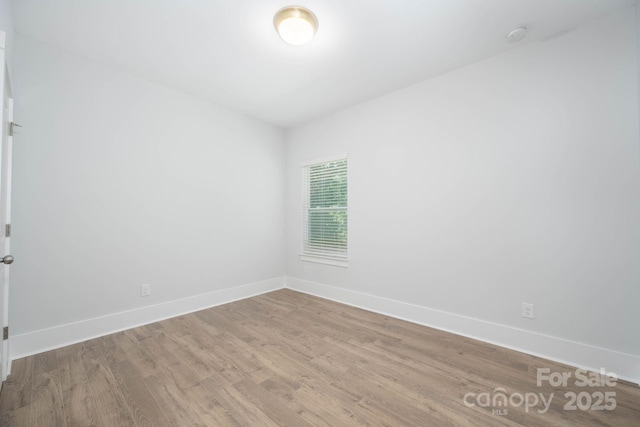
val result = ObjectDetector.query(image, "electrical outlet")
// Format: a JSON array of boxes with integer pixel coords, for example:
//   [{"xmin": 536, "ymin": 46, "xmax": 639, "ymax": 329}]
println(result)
[
  {"xmin": 140, "ymin": 284, "xmax": 151, "ymax": 297},
  {"xmin": 522, "ymin": 303, "xmax": 534, "ymax": 319}
]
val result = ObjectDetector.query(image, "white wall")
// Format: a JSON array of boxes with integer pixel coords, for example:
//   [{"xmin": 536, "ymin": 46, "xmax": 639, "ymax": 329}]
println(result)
[
  {"xmin": 286, "ymin": 9, "xmax": 640, "ymax": 375},
  {"xmin": 11, "ymin": 36, "xmax": 285, "ymax": 338}
]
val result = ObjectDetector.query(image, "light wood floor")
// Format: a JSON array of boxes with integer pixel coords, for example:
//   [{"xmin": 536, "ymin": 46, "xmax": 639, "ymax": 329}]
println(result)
[{"xmin": 0, "ymin": 289, "xmax": 638, "ymax": 426}]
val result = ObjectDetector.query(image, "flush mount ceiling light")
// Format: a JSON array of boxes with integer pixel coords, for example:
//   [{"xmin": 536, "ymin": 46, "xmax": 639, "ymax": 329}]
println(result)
[{"xmin": 274, "ymin": 6, "xmax": 318, "ymax": 46}]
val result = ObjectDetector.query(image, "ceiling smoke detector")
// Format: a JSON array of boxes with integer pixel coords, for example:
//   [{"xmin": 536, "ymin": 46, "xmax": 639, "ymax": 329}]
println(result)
[{"xmin": 506, "ymin": 27, "xmax": 528, "ymax": 43}]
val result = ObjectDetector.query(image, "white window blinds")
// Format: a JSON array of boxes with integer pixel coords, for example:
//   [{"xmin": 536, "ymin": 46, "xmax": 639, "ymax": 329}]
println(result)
[{"xmin": 301, "ymin": 156, "xmax": 348, "ymax": 265}]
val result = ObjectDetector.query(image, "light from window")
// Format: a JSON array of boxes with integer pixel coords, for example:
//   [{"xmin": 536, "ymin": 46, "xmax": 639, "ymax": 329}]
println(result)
[{"xmin": 300, "ymin": 155, "xmax": 348, "ymax": 267}]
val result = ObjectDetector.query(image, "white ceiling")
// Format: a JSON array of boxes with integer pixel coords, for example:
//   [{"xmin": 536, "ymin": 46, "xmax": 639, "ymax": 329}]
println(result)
[{"xmin": 10, "ymin": 0, "xmax": 638, "ymax": 128}]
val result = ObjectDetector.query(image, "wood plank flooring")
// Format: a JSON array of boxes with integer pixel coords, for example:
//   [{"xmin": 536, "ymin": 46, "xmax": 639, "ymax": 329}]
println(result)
[{"xmin": 0, "ymin": 289, "xmax": 638, "ymax": 426}]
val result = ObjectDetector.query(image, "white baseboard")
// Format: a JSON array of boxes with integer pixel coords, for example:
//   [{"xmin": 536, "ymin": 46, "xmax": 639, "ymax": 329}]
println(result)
[
  {"xmin": 9, "ymin": 276, "xmax": 285, "ymax": 361},
  {"xmin": 286, "ymin": 276, "xmax": 640, "ymax": 385},
  {"xmin": 9, "ymin": 275, "xmax": 639, "ymax": 385}
]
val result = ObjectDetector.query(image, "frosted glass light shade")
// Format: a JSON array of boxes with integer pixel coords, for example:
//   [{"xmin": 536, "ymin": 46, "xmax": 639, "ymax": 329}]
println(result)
[{"xmin": 274, "ymin": 6, "xmax": 318, "ymax": 46}]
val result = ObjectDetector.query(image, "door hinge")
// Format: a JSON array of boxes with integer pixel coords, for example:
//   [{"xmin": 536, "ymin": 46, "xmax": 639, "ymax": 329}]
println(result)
[
  {"xmin": 9, "ymin": 122, "xmax": 22, "ymax": 137},
  {"xmin": 4, "ymin": 224, "xmax": 10, "ymax": 238},
  {"xmin": 3, "ymin": 327, "xmax": 7, "ymax": 340}
]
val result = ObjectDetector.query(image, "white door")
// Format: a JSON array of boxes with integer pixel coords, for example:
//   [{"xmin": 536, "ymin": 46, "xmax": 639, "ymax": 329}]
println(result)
[{"xmin": 0, "ymin": 31, "xmax": 14, "ymax": 382}]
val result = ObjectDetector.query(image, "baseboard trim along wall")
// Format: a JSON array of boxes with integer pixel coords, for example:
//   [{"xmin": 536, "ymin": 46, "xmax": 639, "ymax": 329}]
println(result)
[
  {"xmin": 9, "ymin": 275, "xmax": 639, "ymax": 385},
  {"xmin": 286, "ymin": 276, "xmax": 640, "ymax": 385},
  {"xmin": 9, "ymin": 276, "xmax": 286, "ymax": 363}
]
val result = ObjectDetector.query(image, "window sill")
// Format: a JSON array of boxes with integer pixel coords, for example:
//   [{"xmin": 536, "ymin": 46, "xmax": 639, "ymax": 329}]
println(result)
[{"xmin": 299, "ymin": 253, "xmax": 349, "ymax": 268}]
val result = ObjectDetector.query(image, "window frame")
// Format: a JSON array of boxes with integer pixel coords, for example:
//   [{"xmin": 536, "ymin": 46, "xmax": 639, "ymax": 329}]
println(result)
[{"xmin": 299, "ymin": 154, "xmax": 349, "ymax": 268}]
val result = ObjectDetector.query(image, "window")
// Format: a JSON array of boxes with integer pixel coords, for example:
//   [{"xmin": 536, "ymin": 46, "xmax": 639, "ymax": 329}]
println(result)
[{"xmin": 300, "ymin": 155, "xmax": 348, "ymax": 267}]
